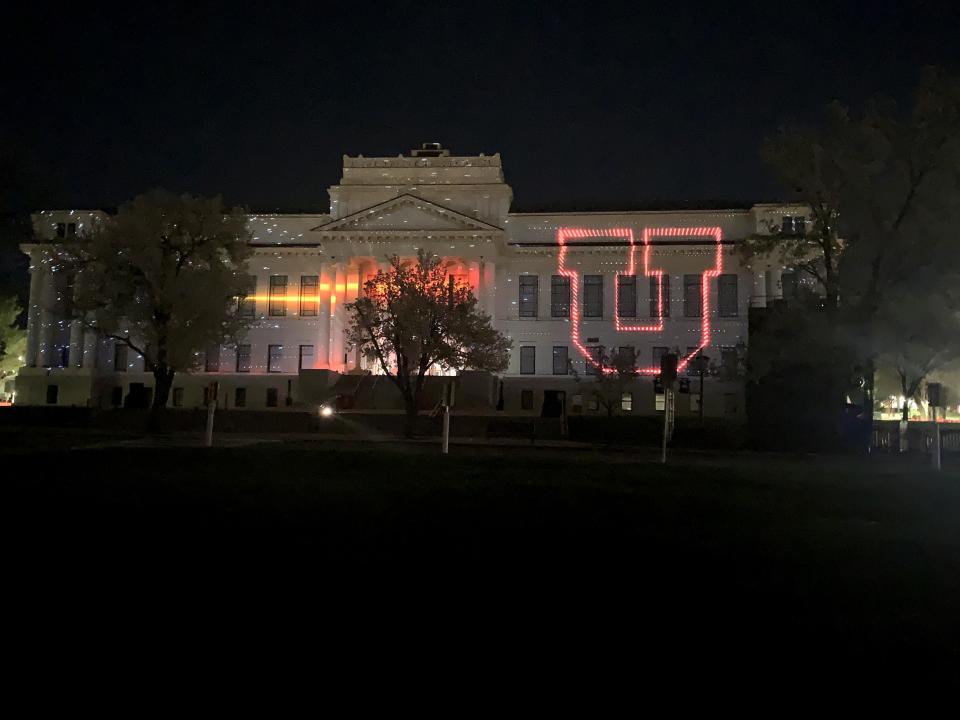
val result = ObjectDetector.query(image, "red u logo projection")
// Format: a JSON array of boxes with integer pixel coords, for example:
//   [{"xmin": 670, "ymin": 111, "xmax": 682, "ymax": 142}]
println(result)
[{"xmin": 556, "ymin": 226, "xmax": 724, "ymax": 375}]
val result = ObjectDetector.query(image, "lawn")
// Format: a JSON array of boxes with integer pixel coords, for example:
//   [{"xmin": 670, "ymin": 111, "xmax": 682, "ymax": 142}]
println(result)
[{"xmin": 4, "ymin": 436, "xmax": 958, "ymax": 662}]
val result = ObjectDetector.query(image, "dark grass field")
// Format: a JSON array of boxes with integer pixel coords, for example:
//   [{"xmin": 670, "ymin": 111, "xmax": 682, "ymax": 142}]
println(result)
[{"xmin": 3, "ymin": 434, "xmax": 959, "ymax": 664}]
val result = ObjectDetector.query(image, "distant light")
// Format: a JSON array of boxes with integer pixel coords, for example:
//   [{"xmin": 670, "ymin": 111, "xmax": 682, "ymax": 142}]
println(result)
[{"xmin": 320, "ymin": 405, "xmax": 334, "ymax": 418}]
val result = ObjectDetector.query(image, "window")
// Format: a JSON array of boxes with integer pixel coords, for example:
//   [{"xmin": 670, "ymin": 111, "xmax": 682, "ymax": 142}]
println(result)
[
  {"xmin": 111, "ymin": 386, "xmax": 123, "ymax": 407},
  {"xmin": 519, "ymin": 346, "xmax": 536, "ymax": 375},
  {"xmin": 621, "ymin": 392, "xmax": 633, "ymax": 412},
  {"xmin": 205, "ymin": 345, "xmax": 220, "ymax": 373},
  {"xmin": 58, "ymin": 346, "xmax": 69, "ymax": 368},
  {"xmin": 650, "ymin": 274, "xmax": 670, "ymax": 317},
  {"xmin": 67, "ymin": 222, "xmax": 76, "ymax": 236},
  {"xmin": 518, "ymin": 275, "xmax": 538, "ymax": 318},
  {"xmin": 113, "ymin": 343, "xmax": 128, "ymax": 372},
  {"xmin": 781, "ymin": 271, "xmax": 798, "ymax": 302},
  {"xmin": 721, "ymin": 346, "xmax": 738, "ymax": 380},
  {"xmin": 586, "ymin": 345, "xmax": 603, "ymax": 376},
  {"xmin": 552, "ymin": 346, "xmax": 569, "ymax": 375},
  {"xmin": 236, "ymin": 344, "xmax": 251, "ymax": 373},
  {"xmin": 551, "ymin": 275, "xmax": 570, "ymax": 318},
  {"xmin": 687, "ymin": 347, "xmax": 702, "ymax": 377},
  {"xmin": 46, "ymin": 384, "xmax": 59, "ymax": 405},
  {"xmin": 520, "ymin": 389, "xmax": 534, "ymax": 410},
  {"xmin": 724, "ymin": 392, "xmax": 739, "ymax": 415},
  {"xmin": 718, "ymin": 274, "xmax": 738, "ymax": 317},
  {"xmin": 781, "ymin": 216, "xmax": 805, "ymax": 236},
  {"xmin": 583, "ymin": 275, "xmax": 603, "ymax": 318},
  {"xmin": 269, "ymin": 275, "xmax": 288, "ymax": 316},
  {"xmin": 617, "ymin": 346, "xmax": 635, "ymax": 368},
  {"xmin": 172, "ymin": 388, "xmax": 184, "ymax": 407},
  {"xmin": 266, "ymin": 388, "xmax": 279, "ymax": 407},
  {"xmin": 268, "ymin": 344, "xmax": 283, "ymax": 373},
  {"xmin": 299, "ymin": 344, "xmax": 314, "ymax": 371},
  {"xmin": 617, "ymin": 275, "xmax": 637, "ymax": 317},
  {"xmin": 300, "ymin": 275, "xmax": 319, "ymax": 316},
  {"xmin": 652, "ymin": 346, "xmax": 668, "ymax": 370},
  {"xmin": 587, "ymin": 396, "xmax": 599, "ymax": 412},
  {"xmin": 684, "ymin": 274, "xmax": 702, "ymax": 317},
  {"xmin": 238, "ymin": 275, "xmax": 257, "ymax": 318},
  {"xmin": 55, "ymin": 223, "xmax": 66, "ymax": 239},
  {"xmin": 234, "ymin": 387, "xmax": 247, "ymax": 408}
]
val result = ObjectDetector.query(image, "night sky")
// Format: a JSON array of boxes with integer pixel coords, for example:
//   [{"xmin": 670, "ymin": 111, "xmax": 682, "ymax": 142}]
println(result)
[{"xmin": 3, "ymin": 0, "xmax": 960, "ymax": 213}]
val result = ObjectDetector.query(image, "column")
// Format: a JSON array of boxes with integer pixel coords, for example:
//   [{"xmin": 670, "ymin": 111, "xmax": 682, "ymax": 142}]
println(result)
[
  {"xmin": 330, "ymin": 264, "xmax": 346, "ymax": 372},
  {"xmin": 38, "ymin": 258, "xmax": 57, "ymax": 367},
  {"xmin": 69, "ymin": 320, "xmax": 83, "ymax": 368},
  {"xmin": 82, "ymin": 329, "xmax": 98, "ymax": 369},
  {"xmin": 317, "ymin": 264, "xmax": 332, "ymax": 369},
  {"xmin": 25, "ymin": 251, "xmax": 43, "ymax": 367}
]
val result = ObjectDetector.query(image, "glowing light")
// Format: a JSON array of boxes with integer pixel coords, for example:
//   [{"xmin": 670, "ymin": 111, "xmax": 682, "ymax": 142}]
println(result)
[
  {"xmin": 320, "ymin": 405, "xmax": 334, "ymax": 417},
  {"xmin": 556, "ymin": 226, "xmax": 723, "ymax": 375}
]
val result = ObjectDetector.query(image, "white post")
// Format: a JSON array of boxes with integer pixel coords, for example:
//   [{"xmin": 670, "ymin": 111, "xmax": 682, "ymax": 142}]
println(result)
[
  {"xmin": 205, "ymin": 382, "xmax": 218, "ymax": 447},
  {"xmin": 442, "ymin": 405, "xmax": 450, "ymax": 455}
]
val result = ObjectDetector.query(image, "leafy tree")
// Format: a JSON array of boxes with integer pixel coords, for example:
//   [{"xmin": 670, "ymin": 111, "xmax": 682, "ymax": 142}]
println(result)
[
  {"xmin": 56, "ymin": 190, "xmax": 253, "ymax": 415},
  {"xmin": 345, "ymin": 251, "xmax": 511, "ymax": 436},
  {"xmin": 741, "ymin": 102, "xmax": 852, "ymax": 314},
  {"xmin": 589, "ymin": 347, "xmax": 639, "ymax": 418},
  {"xmin": 0, "ymin": 296, "xmax": 26, "ymax": 382}
]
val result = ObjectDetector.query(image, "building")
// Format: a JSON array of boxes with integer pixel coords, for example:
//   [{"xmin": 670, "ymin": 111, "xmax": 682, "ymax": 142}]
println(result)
[{"xmin": 16, "ymin": 144, "xmax": 808, "ymax": 419}]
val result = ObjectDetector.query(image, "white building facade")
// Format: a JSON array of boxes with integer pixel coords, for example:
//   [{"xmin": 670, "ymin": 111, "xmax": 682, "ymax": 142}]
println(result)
[{"xmin": 17, "ymin": 144, "xmax": 807, "ymax": 419}]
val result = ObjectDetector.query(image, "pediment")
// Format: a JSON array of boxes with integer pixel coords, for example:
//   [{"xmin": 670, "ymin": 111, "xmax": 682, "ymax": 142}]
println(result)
[{"xmin": 311, "ymin": 194, "xmax": 503, "ymax": 233}]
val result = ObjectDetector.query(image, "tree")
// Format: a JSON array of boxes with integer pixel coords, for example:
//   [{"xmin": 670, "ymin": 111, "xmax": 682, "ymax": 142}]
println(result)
[
  {"xmin": 741, "ymin": 102, "xmax": 852, "ymax": 315},
  {"xmin": 0, "ymin": 295, "xmax": 26, "ymax": 383},
  {"xmin": 589, "ymin": 347, "xmax": 639, "ymax": 418},
  {"xmin": 345, "ymin": 251, "xmax": 511, "ymax": 436},
  {"xmin": 56, "ymin": 190, "xmax": 253, "ymax": 416}
]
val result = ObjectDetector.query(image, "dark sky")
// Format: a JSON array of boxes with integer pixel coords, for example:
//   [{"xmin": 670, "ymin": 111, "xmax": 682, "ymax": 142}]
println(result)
[{"xmin": 4, "ymin": 0, "xmax": 960, "ymax": 213}]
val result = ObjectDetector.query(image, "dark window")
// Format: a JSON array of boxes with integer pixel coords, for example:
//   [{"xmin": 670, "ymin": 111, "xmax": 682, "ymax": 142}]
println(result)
[
  {"xmin": 236, "ymin": 344, "xmax": 251, "ymax": 373},
  {"xmin": 552, "ymin": 346, "xmax": 569, "ymax": 375},
  {"xmin": 46, "ymin": 384, "xmax": 59, "ymax": 405},
  {"xmin": 66, "ymin": 222, "xmax": 77, "ymax": 236},
  {"xmin": 238, "ymin": 275, "xmax": 257, "ymax": 318},
  {"xmin": 518, "ymin": 275, "xmax": 538, "ymax": 318},
  {"xmin": 300, "ymin": 275, "xmax": 319, "ymax": 316},
  {"xmin": 583, "ymin": 275, "xmax": 603, "ymax": 318},
  {"xmin": 586, "ymin": 345, "xmax": 603, "ymax": 376},
  {"xmin": 55, "ymin": 223, "xmax": 66, "ymax": 238},
  {"xmin": 113, "ymin": 343, "xmax": 128, "ymax": 372},
  {"xmin": 299, "ymin": 345, "xmax": 314, "ymax": 371},
  {"xmin": 172, "ymin": 388, "xmax": 184, "ymax": 407},
  {"xmin": 653, "ymin": 346, "xmax": 668, "ymax": 370},
  {"xmin": 58, "ymin": 346, "xmax": 69, "ymax": 368},
  {"xmin": 617, "ymin": 275, "xmax": 637, "ymax": 317},
  {"xmin": 781, "ymin": 271, "xmax": 798, "ymax": 302},
  {"xmin": 202, "ymin": 386, "xmax": 212, "ymax": 407},
  {"xmin": 687, "ymin": 347, "xmax": 702, "ymax": 377},
  {"xmin": 269, "ymin": 275, "xmax": 288, "ymax": 316},
  {"xmin": 266, "ymin": 388, "xmax": 279, "ymax": 407},
  {"xmin": 520, "ymin": 389, "xmax": 534, "ymax": 410},
  {"xmin": 617, "ymin": 346, "xmax": 635, "ymax": 368},
  {"xmin": 519, "ymin": 346, "xmax": 536, "ymax": 375},
  {"xmin": 684, "ymin": 274, "xmax": 702, "ymax": 317},
  {"xmin": 110, "ymin": 386, "xmax": 122, "ymax": 406},
  {"xmin": 718, "ymin": 274, "xmax": 738, "ymax": 317},
  {"xmin": 781, "ymin": 216, "xmax": 805, "ymax": 236},
  {"xmin": 650, "ymin": 274, "xmax": 670, "ymax": 317},
  {"xmin": 205, "ymin": 345, "xmax": 220, "ymax": 372},
  {"xmin": 234, "ymin": 387, "xmax": 247, "ymax": 408},
  {"xmin": 268, "ymin": 344, "xmax": 283, "ymax": 373},
  {"xmin": 721, "ymin": 346, "xmax": 738, "ymax": 380},
  {"xmin": 551, "ymin": 275, "xmax": 570, "ymax": 318}
]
